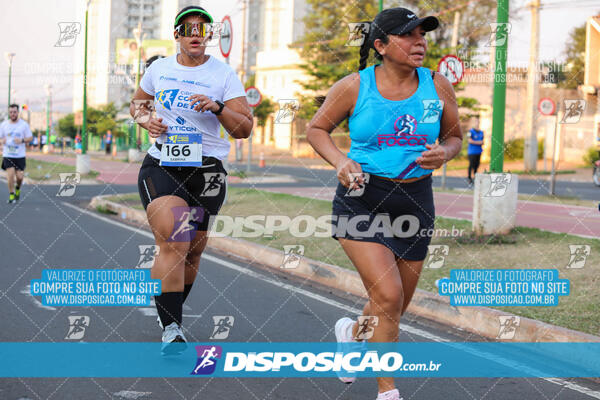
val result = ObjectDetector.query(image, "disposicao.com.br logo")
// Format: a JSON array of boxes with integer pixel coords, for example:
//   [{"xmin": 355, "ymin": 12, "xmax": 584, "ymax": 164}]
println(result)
[
  {"xmin": 222, "ymin": 351, "xmax": 439, "ymax": 373},
  {"xmin": 190, "ymin": 344, "xmax": 442, "ymax": 377}
]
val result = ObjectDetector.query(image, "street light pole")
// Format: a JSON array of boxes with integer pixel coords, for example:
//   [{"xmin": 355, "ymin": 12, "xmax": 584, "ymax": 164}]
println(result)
[
  {"xmin": 45, "ymin": 84, "xmax": 52, "ymax": 152},
  {"xmin": 490, "ymin": 0, "xmax": 509, "ymax": 173},
  {"xmin": 77, "ymin": 0, "xmax": 92, "ymax": 174},
  {"xmin": 133, "ymin": 23, "xmax": 144, "ymax": 147},
  {"xmin": 5, "ymin": 53, "xmax": 15, "ymax": 110},
  {"xmin": 82, "ymin": 1, "xmax": 90, "ymax": 155},
  {"xmin": 130, "ymin": 21, "xmax": 145, "ymax": 162},
  {"xmin": 128, "ymin": 0, "xmax": 145, "ymax": 162}
]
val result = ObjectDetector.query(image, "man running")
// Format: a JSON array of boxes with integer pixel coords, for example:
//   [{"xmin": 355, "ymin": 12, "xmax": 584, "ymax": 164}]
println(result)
[{"xmin": 0, "ymin": 104, "xmax": 33, "ymax": 203}]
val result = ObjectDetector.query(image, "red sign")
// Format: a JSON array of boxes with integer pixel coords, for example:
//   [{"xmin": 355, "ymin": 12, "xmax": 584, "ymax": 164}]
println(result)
[
  {"xmin": 538, "ymin": 97, "xmax": 556, "ymax": 116},
  {"xmin": 245, "ymin": 86, "xmax": 262, "ymax": 107},
  {"xmin": 219, "ymin": 16, "xmax": 233, "ymax": 59},
  {"xmin": 437, "ymin": 55, "xmax": 464, "ymax": 86}
]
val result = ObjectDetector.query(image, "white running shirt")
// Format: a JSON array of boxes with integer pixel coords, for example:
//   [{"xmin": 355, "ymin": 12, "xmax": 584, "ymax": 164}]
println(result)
[
  {"xmin": 0, "ymin": 119, "xmax": 33, "ymax": 158},
  {"xmin": 139, "ymin": 54, "xmax": 246, "ymax": 160}
]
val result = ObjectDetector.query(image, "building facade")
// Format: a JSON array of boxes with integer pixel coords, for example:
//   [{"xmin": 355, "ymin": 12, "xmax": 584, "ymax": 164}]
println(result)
[
  {"xmin": 251, "ymin": 0, "xmax": 310, "ymax": 150},
  {"xmin": 71, "ymin": 0, "xmax": 197, "ymax": 113}
]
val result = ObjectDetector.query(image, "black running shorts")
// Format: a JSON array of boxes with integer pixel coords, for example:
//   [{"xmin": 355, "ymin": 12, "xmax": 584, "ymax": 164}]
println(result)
[
  {"xmin": 137, "ymin": 153, "xmax": 228, "ymax": 231},
  {"xmin": 1, "ymin": 157, "xmax": 26, "ymax": 171},
  {"xmin": 331, "ymin": 174, "xmax": 435, "ymax": 261}
]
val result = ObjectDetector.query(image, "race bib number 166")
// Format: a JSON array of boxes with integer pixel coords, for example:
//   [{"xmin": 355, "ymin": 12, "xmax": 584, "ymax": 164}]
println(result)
[{"xmin": 160, "ymin": 133, "xmax": 203, "ymax": 167}]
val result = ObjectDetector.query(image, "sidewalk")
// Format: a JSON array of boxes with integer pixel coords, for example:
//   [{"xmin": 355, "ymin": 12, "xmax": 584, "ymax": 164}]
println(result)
[
  {"xmin": 27, "ymin": 152, "xmax": 140, "ymax": 185},
  {"xmin": 432, "ymin": 159, "xmax": 593, "ymax": 183},
  {"xmin": 261, "ymin": 186, "xmax": 600, "ymax": 238}
]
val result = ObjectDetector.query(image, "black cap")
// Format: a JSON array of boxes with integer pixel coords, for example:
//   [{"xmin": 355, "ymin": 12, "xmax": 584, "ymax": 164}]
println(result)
[
  {"xmin": 369, "ymin": 8, "xmax": 439, "ymax": 45},
  {"xmin": 174, "ymin": 6, "xmax": 213, "ymax": 27}
]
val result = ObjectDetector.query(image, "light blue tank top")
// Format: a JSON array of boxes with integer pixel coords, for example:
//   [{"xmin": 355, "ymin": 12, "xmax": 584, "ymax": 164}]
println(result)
[{"xmin": 348, "ymin": 65, "xmax": 442, "ymax": 179}]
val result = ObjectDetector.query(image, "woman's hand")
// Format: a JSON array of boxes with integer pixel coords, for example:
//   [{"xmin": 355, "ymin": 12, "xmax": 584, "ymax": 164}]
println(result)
[
  {"xmin": 146, "ymin": 118, "xmax": 168, "ymax": 138},
  {"xmin": 189, "ymin": 94, "xmax": 219, "ymax": 113},
  {"xmin": 335, "ymin": 156, "xmax": 365, "ymax": 190},
  {"xmin": 416, "ymin": 143, "xmax": 447, "ymax": 170}
]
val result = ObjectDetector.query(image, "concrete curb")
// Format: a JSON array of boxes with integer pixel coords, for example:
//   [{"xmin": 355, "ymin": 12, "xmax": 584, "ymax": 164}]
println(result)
[
  {"xmin": 0, "ymin": 170, "xmax": 98, "ymax": 186},
  {"xmin": 91, "ymin": 195, "xmax": 600, "ymax": 344}
]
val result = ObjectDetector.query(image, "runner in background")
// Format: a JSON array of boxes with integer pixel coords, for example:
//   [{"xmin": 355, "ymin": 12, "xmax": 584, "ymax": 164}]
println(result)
[{"xmin": 0, "ymin": 104, "xmax": 33, "ymax": 203}]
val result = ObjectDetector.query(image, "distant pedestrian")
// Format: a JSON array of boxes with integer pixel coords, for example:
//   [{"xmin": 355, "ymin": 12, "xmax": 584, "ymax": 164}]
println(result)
[
  {"xmin": 467, "ymin": 123, "xmax": 484, "ymax": 186},
  {"xmin": 105, "ymin": 130, "xmax": 113, "ymax": 155}
]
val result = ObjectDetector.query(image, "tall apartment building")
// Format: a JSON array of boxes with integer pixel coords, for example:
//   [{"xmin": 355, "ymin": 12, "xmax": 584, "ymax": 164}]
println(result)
[
  {"xmin": 250, "ymin": 0, "xmax": 309, "ymax": 149},
  {"xmin": 71, "ymin": 0, "xmax": 198, "ymax": 113}
]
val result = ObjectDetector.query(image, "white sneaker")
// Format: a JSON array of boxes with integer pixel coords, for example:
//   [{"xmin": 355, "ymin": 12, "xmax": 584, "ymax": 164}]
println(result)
[
  {"xmin": 161, "ymin": 322, "xmax": 187, "ymax": 356},
  {"xmin": 335, "ymin": 317, "xmax": 357, "ymax": 384},
  {"xmin": 157, "ymin": 316, "xmax": 163, "ymax": 330},
  {"xmin": 376, "ymin": 389, "xmax": 402, "ymax": 400}
]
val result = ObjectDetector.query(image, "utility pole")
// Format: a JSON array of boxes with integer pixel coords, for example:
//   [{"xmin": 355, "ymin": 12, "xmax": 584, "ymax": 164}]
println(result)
[
  {"xmin": 130, "ymin": 0, "xmax": 144, "ymax": 162},
  {"xmin": 240, "ymin": 0, "xmax": 248, "ymax": 83},
  {"xmin": 524, "ymin": 0, "xmax": 541, "ymax": 171},
  {"xmin": 77, "ymin": 0, "xmax": 92, "ymax": 174},
  {"xmin": 441, "ymin": 11, "xmax": 460, "ymax": 190},
  {"xmin": 5, "ymin": 53, "xmax": 15, "ymax": 110},
  {"xmin": 45, "ymin": 84, "xmax": 52, "ymax": 150},
  {"xmin": 490, "ymin": 0, "xmax": 509, "ymax": 173}
]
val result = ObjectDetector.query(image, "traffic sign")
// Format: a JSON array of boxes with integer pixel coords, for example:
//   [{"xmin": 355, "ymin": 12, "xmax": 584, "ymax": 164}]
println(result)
[
  {"xmin": 538, "ymin": 97, "xmax": 556, "ymax": 116},
  {"xmin": 219, "ymin": 16, "xmax": 232, "ymax": 59},
  {"xmin": 437, "ymin": 55, "xmax": 464, "ymax": 86},
  {"xmin": 245, "ymin": 86, "xmax": 262, "ymax": 108}
]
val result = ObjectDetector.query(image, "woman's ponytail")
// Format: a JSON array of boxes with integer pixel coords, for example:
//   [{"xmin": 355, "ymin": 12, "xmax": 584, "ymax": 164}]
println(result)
[{"xmin": 358, "ymin": 21, "xmax": 372, "ymax": 71}]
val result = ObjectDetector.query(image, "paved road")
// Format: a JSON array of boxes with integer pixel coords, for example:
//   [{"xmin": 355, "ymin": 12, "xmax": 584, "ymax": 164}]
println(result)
[
  {"xmin": 1, "ymin": 178, "xmax": 600, "ymax": 399},
  {"xmin": 230, "ymin": 163, "xmax": 600, "ymax": 202}
]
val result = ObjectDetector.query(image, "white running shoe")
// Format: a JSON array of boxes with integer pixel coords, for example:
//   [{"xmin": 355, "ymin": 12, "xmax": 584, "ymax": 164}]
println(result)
[
  {"xmin": 161, "ymin": 322, "xmax": 187, "ymax": 356},
  {"xmin": 376, "ymin": 389, "xmax": 402, "ymax": 400},
  {"xmin": 335, "ymin": 317, "xmax": 357, "ymax": 384}
]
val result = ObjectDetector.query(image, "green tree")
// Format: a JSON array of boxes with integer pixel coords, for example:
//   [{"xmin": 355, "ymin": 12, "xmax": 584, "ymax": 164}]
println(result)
[
  {"xmin": 294, "ymin": 0, "xmax": 495, "ymax": 122},
  {"xmin": 61, "ymin": 103, "xmax": 122, "ymax": 139},
  {"xmin": 87, "ymin": 103, "xmax": 119, "ymax": 137},
  {"xmin": 58, "ymin": 113, "xmax": 77, "ymax": 138},
  {"xmin": 559, "ymin": 23, "xmax": 586, "ymax": 89}
]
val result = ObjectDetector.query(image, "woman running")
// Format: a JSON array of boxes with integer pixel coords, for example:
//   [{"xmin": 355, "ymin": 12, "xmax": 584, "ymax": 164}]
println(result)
[
  {"xmin": 307, "ymin": 8, "xmax": 462, "ymax": 399},
  {"xmin": 130, "ymin": 5, "xmax": 252, "ymax": 354}
]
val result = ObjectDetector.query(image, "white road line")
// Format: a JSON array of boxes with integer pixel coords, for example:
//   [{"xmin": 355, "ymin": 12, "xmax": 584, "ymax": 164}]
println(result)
[
  {"xmin": 113, "ymin": 390, "xmax": 152, "ymax": 399},
  {"xmin": 137, "ymin": 307, "xmax": 202, "ymax": 319},
  {"xmin": 21, "ymin": 285, "xmax": 56, "ymax": 311},
  {"xmin": 62, "ymin": 202, "xmax": 600, "ymax": 398}
]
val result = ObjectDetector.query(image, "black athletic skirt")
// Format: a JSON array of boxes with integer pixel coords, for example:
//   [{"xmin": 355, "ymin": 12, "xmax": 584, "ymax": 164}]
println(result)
[
  {"xmin": 331, "ymin": 174, "xmax": 435, "ymax": 261},
  {"xmin": 137, "ymin": 153, "xmax": 227, "ymax": 231}
]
